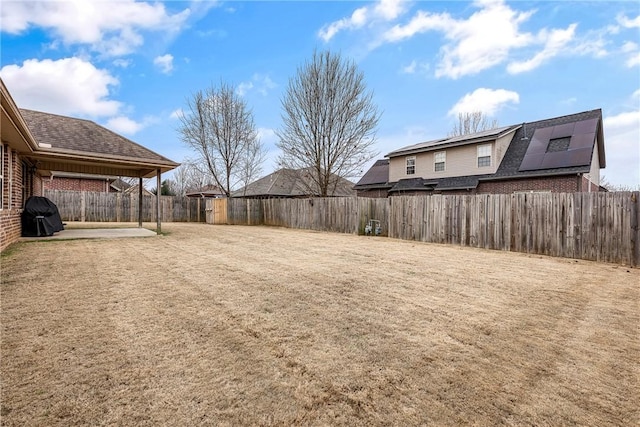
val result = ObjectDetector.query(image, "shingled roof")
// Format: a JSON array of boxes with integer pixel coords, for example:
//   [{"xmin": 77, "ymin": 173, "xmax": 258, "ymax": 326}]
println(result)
[
  {"xmin": 20, "ymin": 109, "xmax": 178, "ymax": 178},
  {"xmin": 232, "ymin": 168, "xmax": 356, "ymax": 198},
  {"xmin": 353, "ymin": 159, "xmax": 391, "ymax": 190},
  {"xmin": 386, "ymin": 125, "xmax": 519, "ymax": 158},
  {"xmin": 383, "ymin": 109, "xmax": 605, "ymax": 194}
]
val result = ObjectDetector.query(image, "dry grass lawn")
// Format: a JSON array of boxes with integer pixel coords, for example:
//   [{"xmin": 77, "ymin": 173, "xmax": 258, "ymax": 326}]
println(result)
[{"xmin": 1, "ymin": 223, "xmax": 638, "ymax": 426}]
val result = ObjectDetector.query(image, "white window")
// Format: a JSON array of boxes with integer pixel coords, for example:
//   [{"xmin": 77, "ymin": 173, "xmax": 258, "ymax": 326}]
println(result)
[
  {"xmin": 434, "ymin": 151, "xmax": 445, "ymax": 172},
  {"xmin": 477, "ymin": 144, "xmax": 491, "ymax": 167},
  {"xmin": 406, "ymin": 156, "xmax": 415, "ymax": 175}
]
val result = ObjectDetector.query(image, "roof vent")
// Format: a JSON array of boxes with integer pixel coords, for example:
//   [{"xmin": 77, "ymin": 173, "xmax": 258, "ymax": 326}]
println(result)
[{"xmin": 520, "ymin": 123, "xmax": 529, "ymax": 141}]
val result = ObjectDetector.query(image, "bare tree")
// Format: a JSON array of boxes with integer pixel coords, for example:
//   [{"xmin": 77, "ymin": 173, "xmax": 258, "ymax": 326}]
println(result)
[
  {"xmin": 177, "ymin": 82, "xmax": 265, "ymax": 197},
  {"xmin": 277, "ymin": 50, "xmax": 380, "ymax": 197},
  {"xmin": 236, "ymin": 139, "xmax": 266, "ymax": 196},
  {"xmin": 449, "ymin": 111, "xmax": 499, "ymax": 137},
  {"xmin": 600, "ymin": 175, "xmax": 640, "ymax": 192},
  {"xmin": 171, "ymin": 159, "xmax": 215, "ymax": 196}
]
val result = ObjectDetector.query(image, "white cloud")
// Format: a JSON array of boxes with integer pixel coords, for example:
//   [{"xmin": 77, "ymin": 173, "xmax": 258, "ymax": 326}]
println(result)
[
  {"xmin": 0, "ymin": 57, "xmax": 121, "ymax": 117},
  {"xmin": 617, "ymin": 14, "xmax": 640, "ymax": 29},
  {"xmin": 318, "ymin": 0, "xmax": 409, "ymax": 42},
  {"xmin": 105, "ymin": 116, "xmax": 144, "ymax": 134},
  {"xmin": 318, "ymin": 6, "xmax": 368, "ymax": 42},
  {"xmin": 626, "ymin": 52, "xmax": 640, "ymax": 67},
  {"xmin": 384, "ymin": 1, "xmax": 536, "ymax": 79},
  {"xmin": 507, "ymin": 24, "xmax": 577, "ymax": 74},
  {"xmin": 448, "ymin": 88, "xmax": 520, "ymax": 117},
  {"xmin": 400, "ymin": 60, "xmax": 429, "ymax": 75},
  {"xmin": 621, "ymin": 41, "xmax": 640, "ymax": 67},
  {"xmin": 560, "ymin": 97, "xmax": 578, "ymax": 106},
  {"xmin": 603, "ymin": 108, "xmax": 640, "ymax": 188},
  {"xmin": 170, "ymin": 109, "xmax": 183, "ymax": 120},
  {"xmin": 154, "ymin": 54, "xmax": 174, "ymax": 74},
  {"xmin": 236, "ymin": 82, "xmax": 254, "ymax": 97},
  {"xmin": 0, "ymin": 0, "xmax": 190, "ymax": 56},
  {"xmin": 236, "ymin": 74, "xmax": 276, "ymax": 97},
  {"xmin": 402, "ymin": 60, "xmax": 417, "ymax": 74},
  {"xmin": 374, "ymin": 0, "xmax": 407, "ymax": 21},
  {"xmin": 105, "ymin": 115, "xmax": 157, "ymax": 135},
  {"xmin": 257, "ymin": 127, "xmax": 277, "ymax": 146},
  {"xmin": 113, "ymin": 58, "xmax": 132, "ymax": 68}
]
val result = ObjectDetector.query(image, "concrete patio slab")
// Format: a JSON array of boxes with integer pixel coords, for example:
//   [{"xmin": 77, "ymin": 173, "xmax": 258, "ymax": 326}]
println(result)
[{"xmin": 20, "ymin": 227, "xmax": 157, "ymax": 242}]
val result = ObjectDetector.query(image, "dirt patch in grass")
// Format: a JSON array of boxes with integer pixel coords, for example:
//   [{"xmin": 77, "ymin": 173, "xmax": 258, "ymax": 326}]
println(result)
[{"xmin": 1, "ymin": 223, "xmax": 638, "ymax": 426}]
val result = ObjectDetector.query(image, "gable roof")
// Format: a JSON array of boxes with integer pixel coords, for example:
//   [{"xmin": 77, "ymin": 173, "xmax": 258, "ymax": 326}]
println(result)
[
  {"xmin": 19, "ymin": 109, "xmax": 178, "ymax": 178},
  {"xmin": 493, "ymin": 108, "xmax": 605, "ymax": 179},
  {"xmin": 353, "ymin": 159, "xmax": 391, "ymax": 190},
  {"xmin": 386, "ymin": 125, "xmax": 520, "ymax": 158},
  {"xmin": 375, "ymin": 108, "xmax": 605, "ymax": 194},
  {"xmin": 186, "ymin": 185, "xmax": 226, "ymax": 198},
  {"xmin": 232, "ymin": 168, "xmax": 356, "ymax": 198}
]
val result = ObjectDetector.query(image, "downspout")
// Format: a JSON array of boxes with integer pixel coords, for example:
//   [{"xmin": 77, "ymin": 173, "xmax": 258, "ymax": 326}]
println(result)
[{"xmin": 577, "ymin": 173, "xmax": 582, "ymax": 192}]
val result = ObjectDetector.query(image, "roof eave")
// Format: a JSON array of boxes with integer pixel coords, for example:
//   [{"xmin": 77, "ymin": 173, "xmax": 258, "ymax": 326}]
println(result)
[
  {"xmin": 1, "ymin": 79, "xmax": 39, "ymax": 153},
  {"xmin": 480, "ymin": 169, "xmax": 590, "ymax": 182}
]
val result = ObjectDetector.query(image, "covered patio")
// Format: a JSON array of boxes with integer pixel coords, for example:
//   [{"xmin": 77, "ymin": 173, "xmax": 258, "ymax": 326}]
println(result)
[
  {"xmin": 20, "ymin": 224, "xmax": 157, "ymax": 241},
  {"xmin": 20, "ymin": 109, "xmax": 179, "ymax": 235}
]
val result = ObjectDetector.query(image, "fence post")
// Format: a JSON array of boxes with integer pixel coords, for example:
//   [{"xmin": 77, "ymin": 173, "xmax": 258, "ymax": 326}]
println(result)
[
  {"xmin": 80, "ymin": 191, "xmax": 86, "ymax": 222},
  {"xmin": 116, "ymin": 193, "xmax": 121, "ymax": 222},
  {"xmin": 631, "ymin": 192, "xmax": 639, "ymax": 267}
]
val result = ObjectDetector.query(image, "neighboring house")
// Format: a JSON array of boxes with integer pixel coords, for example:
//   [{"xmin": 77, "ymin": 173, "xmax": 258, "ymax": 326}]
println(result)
[
  {"xmin": 354, "ymin": 109, "xmax": 605, "ymax": 196},
  {"xmin": 44, "ymin": 171, "xmax": 124, "ymax": 192},
  {"xmin": 122, "ymin": 184, "xmax": 154, "ymax": 197},
  {"xmin": 232, "ymin": 167, "xmax": 356, "ymax": 198},
  {"xmin": 351, "ymin": 159, "xmax": 391, "ymax": 198},
  {"xmin": 0, "ymin": 79, "xmax": 178, "ymax": 251},
  {"xmin": 185, "ymin": 185, "xmax": 226, "ymax": 198}
]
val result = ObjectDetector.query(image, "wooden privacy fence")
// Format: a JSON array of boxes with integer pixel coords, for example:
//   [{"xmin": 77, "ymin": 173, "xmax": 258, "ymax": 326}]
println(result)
[
  {"xmin": 208, "ymin": 192, "xmax": 640, "ymax": 266},
  {"xmin": 45, "ymin": 190, "xmax": 207, "ymax": 223},
  {"xmin": 208, "ymin": 197, "xmax": 389, "ymax": 235}
]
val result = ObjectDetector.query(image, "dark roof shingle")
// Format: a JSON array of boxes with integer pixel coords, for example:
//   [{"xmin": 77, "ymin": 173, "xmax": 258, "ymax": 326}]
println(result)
[
  {"xmin": 232, "ymin": 168, "xmax": 356, "ymax": 198},
  {"xmin": 354, "ymin": 159, "xmax": 390, "ymax": 189},
  {"xmin": 20, "ymin": 109, "xmax": 174, "ymax": 163}
]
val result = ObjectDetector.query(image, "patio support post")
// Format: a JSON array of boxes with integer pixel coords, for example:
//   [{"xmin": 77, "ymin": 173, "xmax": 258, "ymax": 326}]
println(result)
[
  {"xmin": 138, "ymin": 176, "xmax": 143, "ymax": 228},
  {"xmin": 156, "ymin": 168, "xmax": 161, "ymax": 235}
]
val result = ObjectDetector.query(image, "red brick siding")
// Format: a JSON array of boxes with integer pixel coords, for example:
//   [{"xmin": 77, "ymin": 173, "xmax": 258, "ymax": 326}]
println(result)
[
  {"xmin": 1, "ymin": 147, "xmax": 28, "ymax": 251},
  {"xmin": 0, "ymin": 210, "xmax": 22, "ymax": 251},
  {"xmin": 0, "ymin": 146, "xmax": 45, "ymax": 251},
  {"xmin": 582, "ymin": 176, "xmax": 600, "ymax": 192},
  {"xmin": 44, "ymin": 176, "xmax": 113, "ymax": 192},
  {"xmin": 356, "ymin": 189, "xmax": 390, "ymax": 198},
  {"xmin": 476, "ymin": 176, "xmax": 586, "ymax": 194},
  {"xmin": 34, "ymin": 174, "xmax": 43, "ymax": 197},
  {"xmin": 385, "ymin": 175, "xmax": 601, "ymax": 197}
]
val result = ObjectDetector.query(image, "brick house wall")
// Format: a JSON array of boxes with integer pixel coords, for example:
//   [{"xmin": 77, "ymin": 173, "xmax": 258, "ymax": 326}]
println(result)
[
  {"xmin": 44, "ymin": 176, "xmax": 114, "ymax": 192},
  {"xmin": 387, "ymin": 175, "xmax": 601, "ymax": 197},
  {"xmin": 476, "ymin": 175, "xmax": 587, "ymax": 194},
  {"xmin": 1, "ymin": 146, "xmax": 42, "ymax": 251},
  {"xmin": 356, "ymin": 188, "xmax": 390, "ymax": 198},
  {"xmin": 582, "ymin": 176, "xmax": 600, "ymax": 192}
]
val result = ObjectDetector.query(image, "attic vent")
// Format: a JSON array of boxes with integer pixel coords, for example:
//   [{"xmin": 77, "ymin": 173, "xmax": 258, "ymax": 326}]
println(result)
[{"xmin": 547, "ymin": 137, "xmax": 570, "ymax": 152}]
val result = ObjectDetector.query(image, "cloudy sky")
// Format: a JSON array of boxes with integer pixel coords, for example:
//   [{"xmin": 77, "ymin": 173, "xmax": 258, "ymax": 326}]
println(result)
[{"xmin": 1, "ymin": 0, "xmax": 638, "ymax": 187}]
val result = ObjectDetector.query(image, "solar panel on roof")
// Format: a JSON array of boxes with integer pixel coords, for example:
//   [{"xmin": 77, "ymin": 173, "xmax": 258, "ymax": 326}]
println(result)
[
  {"xmin": 519, "ymin": 118, "xmax": 597, "ymax": 172},
  {"xmin": 570, "ymin": 133, "xmax": 594, "ymax": 150},
  {"xmin": 550, "ymin": 122, "xmax": 575, "ymax": 139},
  {"xmin": 573, "ymin": 118, "xmax": 598, "ymax": 135}
]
